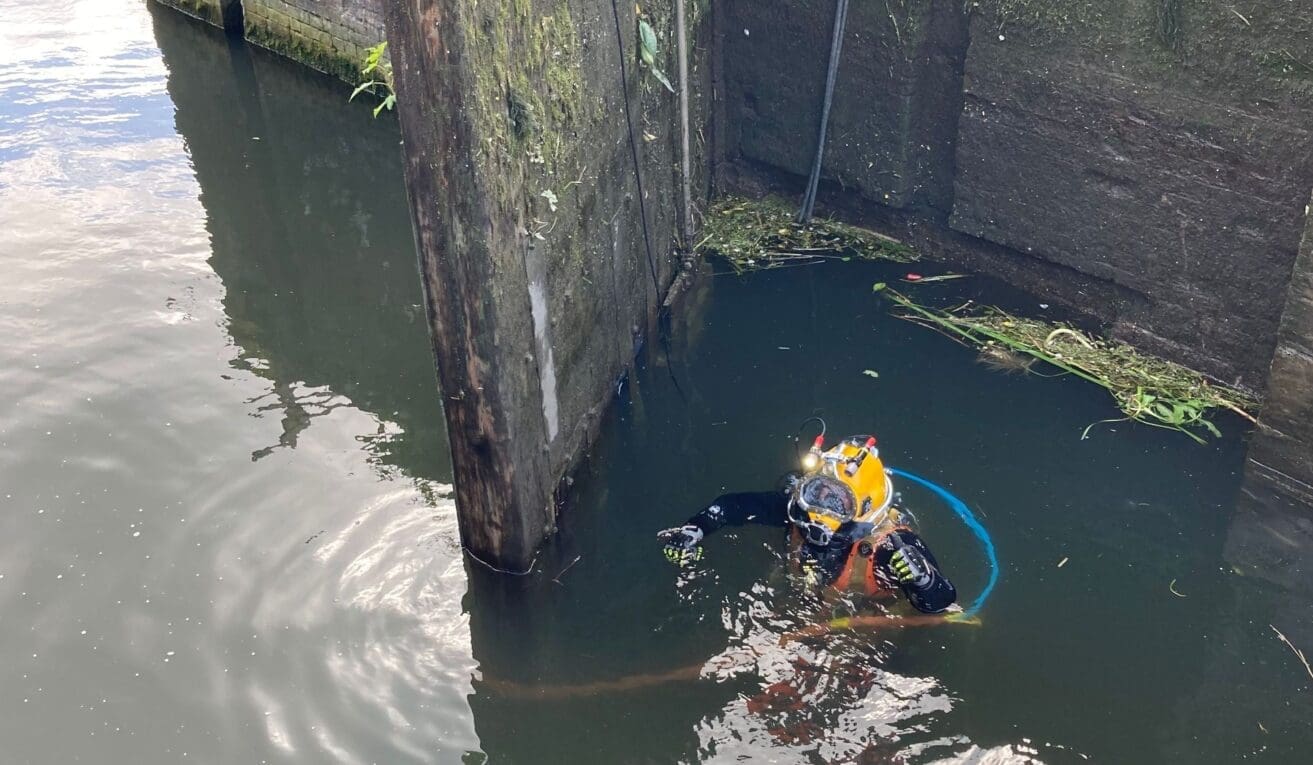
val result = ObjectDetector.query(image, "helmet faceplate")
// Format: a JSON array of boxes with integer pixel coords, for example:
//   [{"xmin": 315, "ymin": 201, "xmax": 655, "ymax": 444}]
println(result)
[{"xmin": 790, "ymin": 436, "xmax": 896, "ymax": 546}]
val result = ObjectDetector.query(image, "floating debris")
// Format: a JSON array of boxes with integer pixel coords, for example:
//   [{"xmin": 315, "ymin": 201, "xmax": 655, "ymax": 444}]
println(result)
[
  {"xmin": 902, "ymin": 273, "xmax": 968, "ymax": 284},
  {"xmin": 1169, "ymin": 578, "xmax": 1187, "ymax": 598},
  {"xmin": 977, "ymin": 346, "xmax": 1036, "ymax": 375},
  {"xmin": 697, "ymin": 195, "xmax": 917, "ymax": 273},
  {"xmin": 877, "ymin": 286, "xmax": 1259, "ymax": 443},
  {"xmin": 1271, "ymin": 624, "xmax": 1313, "ymax": 682}
]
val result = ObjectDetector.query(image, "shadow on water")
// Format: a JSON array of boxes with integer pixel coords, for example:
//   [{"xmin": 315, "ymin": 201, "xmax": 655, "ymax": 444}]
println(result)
[
  {"xmin": 141, "ymin": 7, "xmax": 1313, "ymax": 764},
  {"xmin": 151, "ymin": 6, "xmax": 449, "ymax": 483}
]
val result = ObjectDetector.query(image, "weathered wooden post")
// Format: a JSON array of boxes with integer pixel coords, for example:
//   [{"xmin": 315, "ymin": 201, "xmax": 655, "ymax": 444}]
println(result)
[
  {"xmin": 382, "ymin": 2, "xmax": 556, "ymax": 572},
  {"xmin": 382, "ymin": 1, "xmax": 704, "ymax": 571}
]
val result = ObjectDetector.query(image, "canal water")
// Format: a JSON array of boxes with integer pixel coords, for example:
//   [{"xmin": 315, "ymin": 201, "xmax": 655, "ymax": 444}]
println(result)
[{"xmin": 1, "ymin": 2, "xmax": 1309, "ymax": 763}]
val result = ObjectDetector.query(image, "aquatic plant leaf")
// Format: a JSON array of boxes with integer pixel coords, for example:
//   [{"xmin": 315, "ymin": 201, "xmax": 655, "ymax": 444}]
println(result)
[
  {"xmin": 349, "ymin": 80, "xmax": 383, "ymax": 101},
  {"xmin": 362, "ymin": 41, "xmax": 388, "ymax": 74},
  {"xmin": 637, "ymin": 19, "xmax": 675, "ymax": 93},
  {"xmin": 373, "ymin": 94, "xmax": 396, "ymax": 118},
  {"xmin": 649, "ymin": 67, "xmax": 676, "ymax": 93},
  {"xmin": 350, "ymin": 43, "xmax": 396, "ymax": 119},
  {"xmin": 639, "ymin": 19, "xmax": 659, "ymax": 64}
]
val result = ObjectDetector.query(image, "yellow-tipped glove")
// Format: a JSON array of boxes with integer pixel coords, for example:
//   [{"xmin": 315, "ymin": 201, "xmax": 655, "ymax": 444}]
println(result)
[
  {"xmin": 891, "ymin": 547, "xmax": 932, "ymax": 587},
  {"xmin": 657, "ymin": 525, "xmax": 704, "ymax": 565}
]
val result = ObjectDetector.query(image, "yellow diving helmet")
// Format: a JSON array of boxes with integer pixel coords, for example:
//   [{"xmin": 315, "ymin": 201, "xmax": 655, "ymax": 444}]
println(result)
[{"xmin": 789, "ymin": 435, "xmax": 896, "ymax": 546}]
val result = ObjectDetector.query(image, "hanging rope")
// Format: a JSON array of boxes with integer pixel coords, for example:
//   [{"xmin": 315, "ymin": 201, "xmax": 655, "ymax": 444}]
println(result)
[
  {"xmin": 798, "ymin": 0, "xmax": 850, "ymax": 223},
  {"xmin": 608, "ymin": 0, "xmax": 661, "ymax": 293}
]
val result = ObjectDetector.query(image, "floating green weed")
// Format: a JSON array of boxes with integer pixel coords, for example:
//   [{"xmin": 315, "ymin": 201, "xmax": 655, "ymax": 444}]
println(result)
[
  {"xmin": 876, "ymin": 285, "xmax": 1258, "ymax": 443},
  {"xmin": 697, "ymin": 196, "xmax": 917, "ymax": 273}
]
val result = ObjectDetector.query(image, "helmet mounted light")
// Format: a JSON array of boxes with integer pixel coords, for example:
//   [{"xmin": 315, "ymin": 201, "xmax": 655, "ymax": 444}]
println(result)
[{"xmin": 790, "ymin": 433, "xmax": 895, "ymax": 546}]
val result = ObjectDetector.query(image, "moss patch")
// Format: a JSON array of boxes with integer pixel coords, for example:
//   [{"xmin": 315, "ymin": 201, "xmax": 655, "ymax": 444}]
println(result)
[
  {"xmin": 244, "ymin": 17, "xmax": 366, "ymax": 84},
  {"xmin": 462, "ymin": 0, "xmax": 594, "ymax": 190},
  {"xmin": 697, "ymin": 195, "xmax": 918, "ymax": 273}
]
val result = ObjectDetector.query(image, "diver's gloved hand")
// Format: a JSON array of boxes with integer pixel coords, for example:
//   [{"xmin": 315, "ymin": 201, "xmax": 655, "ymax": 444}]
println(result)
[
  {"xmin": 657, "ymin": 525, "xmax": 704, "ymax": 565},
  {"xmin": 890, "ymin": 547, "xmax": 932, "ymax": 588}
]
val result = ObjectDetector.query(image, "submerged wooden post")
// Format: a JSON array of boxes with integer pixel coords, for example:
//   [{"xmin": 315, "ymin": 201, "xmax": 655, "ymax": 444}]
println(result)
[{"xmin": 383, "ymin": 1, "xmax": 556, "ymax": 572}]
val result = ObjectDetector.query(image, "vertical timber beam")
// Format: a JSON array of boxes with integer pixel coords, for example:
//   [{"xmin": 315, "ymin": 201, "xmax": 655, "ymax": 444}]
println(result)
[
  {"xmin": 1249, "ymin": 191, "xmax": 1313, "ymax": 506},
  {"xmin": 384, "ymin": 0, "xmax": 555, "ymax": 572}
]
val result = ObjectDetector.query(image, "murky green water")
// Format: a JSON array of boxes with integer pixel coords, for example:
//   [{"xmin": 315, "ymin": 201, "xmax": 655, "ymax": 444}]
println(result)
[{"xmin": 2, "ymin": 3, "xmax": 1310, "ymax": 763}]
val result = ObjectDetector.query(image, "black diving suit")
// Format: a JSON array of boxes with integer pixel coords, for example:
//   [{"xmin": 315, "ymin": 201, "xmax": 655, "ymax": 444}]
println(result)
[{"xmin": 677, "ymin": 488, "xmax": 957, "ymax": 614}]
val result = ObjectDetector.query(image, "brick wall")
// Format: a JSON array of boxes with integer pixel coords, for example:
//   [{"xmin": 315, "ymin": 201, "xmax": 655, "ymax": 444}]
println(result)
[
  {"xmin": 243, "ymin": 0, "xmax": 385, "ymax": 82},
  {"xmin": 153, "ymin": 0, "xmax": 386, "ymax": 83}
]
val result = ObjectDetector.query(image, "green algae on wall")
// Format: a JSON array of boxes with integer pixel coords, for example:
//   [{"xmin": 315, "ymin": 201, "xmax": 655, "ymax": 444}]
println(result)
[
  {"xmin": 461, "ymin": 0, "xmax": 593, "ymax": 191},
  {"xmin": 242, "ymin": 0, "xmax": 385, "ymax": 85}
]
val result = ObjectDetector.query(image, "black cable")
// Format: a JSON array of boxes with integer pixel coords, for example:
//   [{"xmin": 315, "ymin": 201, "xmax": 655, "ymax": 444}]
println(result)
[
  {"xmin": 607, "ymin": 0, "xmax": 689, "ymax": 410},
  {"xmin": 793, "ymin": 416, "xmax": 828, "ymax": 461},
  {"xmin": 798, "ymin": 0, "xmax": 850, "ymax": 223},
  {"xmin": 608, "ymin": 0, "xmax": 661, "ymax": 293}
]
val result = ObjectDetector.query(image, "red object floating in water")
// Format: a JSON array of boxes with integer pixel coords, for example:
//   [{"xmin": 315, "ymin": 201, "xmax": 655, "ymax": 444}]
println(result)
[{"xmin": 905, "ymin": 273, "xmax": 923, "ymax": 281}]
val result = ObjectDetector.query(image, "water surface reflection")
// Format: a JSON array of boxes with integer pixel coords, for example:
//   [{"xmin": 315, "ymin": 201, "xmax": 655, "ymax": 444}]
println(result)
[{"xmin": 2, "ymin": 3, "xmax": 1311, "ymax": 764}]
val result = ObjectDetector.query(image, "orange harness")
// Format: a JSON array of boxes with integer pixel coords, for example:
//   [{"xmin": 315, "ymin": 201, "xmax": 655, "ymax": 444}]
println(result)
[{"xmin": 793, "ymin": 526, "xmax": 911, "ymax": 597}]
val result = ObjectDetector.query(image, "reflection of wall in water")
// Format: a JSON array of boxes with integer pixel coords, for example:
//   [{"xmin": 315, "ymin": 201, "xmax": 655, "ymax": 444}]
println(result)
[
  {"xmin": 1164, "ymin": 463, "xmax": 1313, "ymax": 762},
  {"xmin": 150, "ymin": 6, "xmax": 449, "ymax": 482}
]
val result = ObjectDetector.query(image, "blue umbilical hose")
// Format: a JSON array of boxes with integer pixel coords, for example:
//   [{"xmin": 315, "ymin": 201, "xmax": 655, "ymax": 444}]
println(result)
[{"xmin": 889, "ymin": 468, "xmax": 998, "ymax": 618}]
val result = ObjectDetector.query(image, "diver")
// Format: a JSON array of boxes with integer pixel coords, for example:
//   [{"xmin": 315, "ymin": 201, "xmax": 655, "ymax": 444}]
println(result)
[{"xmin": 657, "ymin": 434, "xmax": 957, "ymax": 614}]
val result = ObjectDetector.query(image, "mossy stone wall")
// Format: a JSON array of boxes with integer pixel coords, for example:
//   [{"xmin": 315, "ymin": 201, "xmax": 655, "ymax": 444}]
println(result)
[
  {"xmin": 718, "ymin": 0, "xmax": 1313, "ymax": 392},
  {"xmin": 954, "ymin": 0, "xmax": 1313, "ymax": 391}
]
